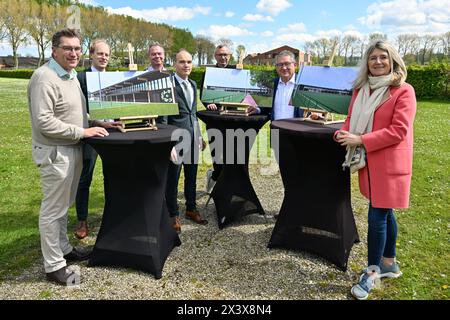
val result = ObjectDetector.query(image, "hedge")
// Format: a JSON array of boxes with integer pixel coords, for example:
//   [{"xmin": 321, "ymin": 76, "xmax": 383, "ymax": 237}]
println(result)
[
  {"xmin": 0, "ymin": 69, "xmax": 34, "ymax": 79},
  {"xmin": 406, "ymin": 63, "xmax": 449, "ymax": 98},
  {"xmin": 1, "ymin": 64, "xmax": 448, "ymax": 98}
]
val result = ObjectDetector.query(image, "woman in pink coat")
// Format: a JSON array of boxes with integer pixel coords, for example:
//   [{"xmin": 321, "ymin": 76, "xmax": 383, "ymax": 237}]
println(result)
[{"xmin": 335, "ymin": 40, "xmax": 416, "ymax": 300}]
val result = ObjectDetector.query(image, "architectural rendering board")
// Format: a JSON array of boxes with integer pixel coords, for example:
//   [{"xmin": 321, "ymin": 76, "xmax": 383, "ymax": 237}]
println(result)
[
  {"xmin": 291, "ymin": 66, "xmax": 359, "ymax": 115},
  {"xmin": 202, "ymin": 67, "xmax": 274, "ymax": 108},
  {"xmin": 87, "ymin": 70, "xmax": 179, "ymax": 120}
]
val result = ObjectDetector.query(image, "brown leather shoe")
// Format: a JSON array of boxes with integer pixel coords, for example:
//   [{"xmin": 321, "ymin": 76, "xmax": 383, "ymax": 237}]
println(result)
[
  {"xmin": 74, "ymin": 221, "xmax": 88, "ymax": 239},
  {"xmin": 172, "ymin": 216, "xmax": 181, "ymax": 233},
  {"xmin": 185, "ymin": 210, "xmax": 208, "ymax": 225}
]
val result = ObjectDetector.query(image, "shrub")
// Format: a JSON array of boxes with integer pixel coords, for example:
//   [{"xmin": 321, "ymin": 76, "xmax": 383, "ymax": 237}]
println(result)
[
  {"xmin": 0, "ymin": 69, "xmax": 34, "ymax": 79},
  {"xmin": 2, "ymin": 64, "xmax": 449, "ymax": 99},
  {"xmin": 406, "ymin": 63, "xmax": 450, "ymax": 98}
]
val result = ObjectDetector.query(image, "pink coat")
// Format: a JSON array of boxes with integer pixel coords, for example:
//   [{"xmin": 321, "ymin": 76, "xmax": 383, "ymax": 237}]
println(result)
[{"xmin": 340, "ymin": 83, "xmax": 416, "ymax": 209}]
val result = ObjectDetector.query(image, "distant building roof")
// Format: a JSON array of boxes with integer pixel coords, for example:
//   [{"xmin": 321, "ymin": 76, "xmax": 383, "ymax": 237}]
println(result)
[
  {"xmin": 243, "ymin": 45, "xmax": 312, "ymax": 66},
  {"xmin": 0, "ymin": 56, "xmax": 50, "ymax": 69}
]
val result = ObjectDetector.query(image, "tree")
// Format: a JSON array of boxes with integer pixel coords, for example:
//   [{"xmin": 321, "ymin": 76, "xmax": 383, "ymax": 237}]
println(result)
[
  {"xmin": 26, "ymin": 2, "xmax": 67, "ymax": 66},
  {"xmin": 442, "ymin": 31, "xmax": 450, "ymax": 57},
  {"xmin": 368, "ymin": 32, "xmax": 387, "ymax": 42},
  {"xmin": 342, "ymin": 35, "xmax": 359, "ymax": 65},
  {"xmin": 249, "ymin": 69, "xmax": 275, "ymax": 93},
  {"xmin": 168, "ymin": 27, "xmax": 195, "ymax": 63},
  {"xmin": 314, "ymin": 38, "xmax": 331, "ymax": 64},
  {"xmin": 396, "ymin": 34, "xmax": 419, "ymax": 58},
  {"xmin": 195, "ymin": 35, "xmax": 215, "ymax": 66},
  {"xmin": 0, "ymin": 0, "xmax": 30, "ymax": 69},
  {"xmin": 420, "ymin": 35, "xmax": 438, "ymax": 64}
]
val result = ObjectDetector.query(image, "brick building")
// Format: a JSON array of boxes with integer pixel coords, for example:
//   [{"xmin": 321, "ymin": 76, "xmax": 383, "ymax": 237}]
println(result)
[{"xmin": 243, "ymin": 45, "xmax": 312, "ymax": 66}]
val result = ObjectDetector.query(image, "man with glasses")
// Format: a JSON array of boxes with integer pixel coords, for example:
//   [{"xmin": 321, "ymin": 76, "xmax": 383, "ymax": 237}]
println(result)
[
  {"xmin": 270, "ymin": 50, "xmax": 304, "ymax": 121},
  {"xmin": 28, "ymin": 29, "xmax": 119, "ymax": 285},
  {"xmin": 201, "ymin": 44, "xmax": 236, "ymax": 194}
]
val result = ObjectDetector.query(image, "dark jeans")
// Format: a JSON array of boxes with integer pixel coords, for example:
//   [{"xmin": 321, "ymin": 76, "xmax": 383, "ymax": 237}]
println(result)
[
  {"xmin": 166, "ymin": 161, "xmax": 198, "ymax": 217},
  {"xmin": 367, "ymin": 204, "xmax": 397, "ymax": 266},
  {"xmin": 75, "ymin": 143, "xmax": 97, "ymax": 221}
]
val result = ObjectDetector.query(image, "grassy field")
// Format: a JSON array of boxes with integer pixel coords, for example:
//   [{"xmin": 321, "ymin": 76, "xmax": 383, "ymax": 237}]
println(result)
[
  {"xmin": 88, "ymin": 101, "xmax": 179, "ymax": 119},
  {"xmin": 0, "ymin": 77, "xmax": 448, "ymax": 299}
]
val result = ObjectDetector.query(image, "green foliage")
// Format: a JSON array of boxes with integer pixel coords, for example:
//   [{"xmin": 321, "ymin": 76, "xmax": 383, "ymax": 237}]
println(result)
[
  {"xmin": 407, "ymin": 63, "xmax": 450, "ymax": 98},
  {"xmin": 167, "ymin": 27, "xmax": 196, "ymax": 61},
  {"xmin": 0, "ymin": 78, "xmax": 448, "ymax": 299},
  {"xmin": 190, "ymin": 67, "xmax": 205, "ymax": 87},
  {"xmin": 2, "ymin": 63, "xmax": 449, "ymax": 99},
  {"xmin": 0, "ymin": 69, "xmax": 34, "ymax": 79}
]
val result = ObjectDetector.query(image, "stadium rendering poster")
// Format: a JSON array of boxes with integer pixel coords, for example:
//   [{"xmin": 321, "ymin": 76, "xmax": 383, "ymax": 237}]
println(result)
[
  {"xmin": 86, "ymin": 70, "xmax": 179, "ymax": 120},
  {"xmin": 201, "ymin": 67, "xmax": 274, "ymax": 108},
  {"xmin": 290, "ymin": 66, "xmax": 358, "ymax": 115}
]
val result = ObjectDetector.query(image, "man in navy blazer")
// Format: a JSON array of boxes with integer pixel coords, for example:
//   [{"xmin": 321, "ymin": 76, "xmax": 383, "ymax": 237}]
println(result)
[
  {"xmin": 162, "ymin": 49, "xmax": 208, "ymax": 233},
  {"xmin": 260, "ymin": 50, "xmax": 304, "ymax": 120},
  {"xmin": 75, "ymin": 39, "xmax": 111, "ymax": 239}
]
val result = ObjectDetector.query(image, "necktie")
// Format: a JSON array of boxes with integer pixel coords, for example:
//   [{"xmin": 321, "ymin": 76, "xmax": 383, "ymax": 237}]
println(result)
[{"xmin": 182, "ymin": 81, "xmax": 192, "ymax": 109}]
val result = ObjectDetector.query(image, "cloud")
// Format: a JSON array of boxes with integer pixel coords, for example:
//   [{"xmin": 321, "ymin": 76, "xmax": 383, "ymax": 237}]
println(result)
[
  {"xmin": 245, "ymin": 42, "xmax": 273, "ymax": 54},
  {"xmin": 278, "ymin": 22, "xmax": 307, "ymax": 33},
  {"xmin": 256, "ymin": 0, "xmax": 292, "ymax": 16},
  {"xmin": 358, "ymin": 0, "xmax": 450, "ymax": 34},
  {"xmin": 197, "ymin": 25, "xmax": 255, "ymax": 40},
  {"xmin": 276, "ymin": 33, "xmax": 316, "ymax": 43},
  {"xmin": 77, "ymin": 0, "xmax": 99, "ymax": 5},
  {"xmin": 315, "ymin": 29, "xmax": 343, "ymax": 38},
  {"xmin": 261, "ymin": 31, "xmax": 274, "ymax": 37},
  {"xmin": 243, "ymin": 14, "xmax": 274, "ymax": 22},
  {"xmin": 225, "ymin": 11, "xmax": 235, "ymax": 18},
  {"xmin": 343, "ymin": 30, "xmax": 364, "ymax": 39},
  {"xmin": 105, "ymin": 5, "xmax": 211, "ymax": 22}
]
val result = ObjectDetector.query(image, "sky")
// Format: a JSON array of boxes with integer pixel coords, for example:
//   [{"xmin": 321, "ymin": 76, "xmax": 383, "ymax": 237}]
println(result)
[{"xmin": 1, "ymin": 0, "xmax": 449, "ymax": 59}]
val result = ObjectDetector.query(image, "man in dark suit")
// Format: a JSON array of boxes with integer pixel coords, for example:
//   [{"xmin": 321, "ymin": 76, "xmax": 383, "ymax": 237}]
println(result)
[
  {"xmin": 200, "ymin": 44, "xmax": 237, "ymax": 194},
  {"xmin": 75, "ymin": 39, "xmax": 111, "ymax": 239},
  {"xmin": 259, "ymin": 50, "xmax": 304, "ymax": 120},
  {"xmin": 163, "ymin": 49, "xmax": 208, "ymax": 233}
]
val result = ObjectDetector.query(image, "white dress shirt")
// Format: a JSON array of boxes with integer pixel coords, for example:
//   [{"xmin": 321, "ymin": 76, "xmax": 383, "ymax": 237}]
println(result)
[
  {"xmin": 174, "ymin": 73, "xmax": 194, "ymax": 108},
  {"xmin": 273, "ymin": 74, "xmax": 296, "ymax": 120}
]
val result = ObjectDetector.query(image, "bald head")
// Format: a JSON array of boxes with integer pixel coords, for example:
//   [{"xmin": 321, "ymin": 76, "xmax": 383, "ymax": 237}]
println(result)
[{"xmin": 174, "ymin": 50, "xmax": 193, "ymax": 80}]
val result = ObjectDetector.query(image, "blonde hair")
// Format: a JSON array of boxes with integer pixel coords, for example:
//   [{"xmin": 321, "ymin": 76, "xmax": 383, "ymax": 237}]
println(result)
[
  {"xmin": 353, "ymin": 40, "xmax": 407, "ymax": 89},
  {"xmin": 89, "ymin": 39, "xmax": 110, "ymax": 55}
]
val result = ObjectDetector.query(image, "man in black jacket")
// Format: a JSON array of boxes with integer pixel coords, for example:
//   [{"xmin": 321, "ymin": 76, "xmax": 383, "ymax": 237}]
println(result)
[
  {"xmin": 200, "ymin": 45, "xmax": 236, "ymax": 194},
  {"xmin": 163, "ymin": 49, "xmax": 208, "ymax": 233},
  {"xmin": 75, "ymin": 39, "xmax": 111, "ymax": 239}
]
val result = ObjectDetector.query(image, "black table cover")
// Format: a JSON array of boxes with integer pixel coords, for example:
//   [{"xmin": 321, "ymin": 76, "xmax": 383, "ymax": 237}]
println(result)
[
  {"xmin": 85, "ymin": 125, "xmax": 181, "ymax": 279},
  {"xmin": 268, "ymin": 119, "xmax": 359, "ymax": 271},
  {"xmin": 197, "ymin": 110, "xmax": 269, "ymax": 229}
]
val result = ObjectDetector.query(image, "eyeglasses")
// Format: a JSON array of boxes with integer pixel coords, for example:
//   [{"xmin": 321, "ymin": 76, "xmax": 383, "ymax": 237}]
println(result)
[
  {"xmin": 216, "ymin": 54, "xmax": 230, "ymax": 57},
  {"xmin": 275, "ymin": 62, "xmax": 294, "ymax": 68},
  {"xmin": 58, "ymin": 46, "xmax": 82, "ymax": 53}
]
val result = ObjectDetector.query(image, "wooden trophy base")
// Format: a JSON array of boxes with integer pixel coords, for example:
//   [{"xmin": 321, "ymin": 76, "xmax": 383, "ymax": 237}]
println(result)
[
  {"xmin": 117, "ymin": 115, "xmax": 158, "ymax": 132},
  {"xmin": 219, "ymin": 102, "xmax": 250, "ymax": 117},
  {"xmin": 299, "ymin": 108, "xmax": 345, "ymax": 125}
]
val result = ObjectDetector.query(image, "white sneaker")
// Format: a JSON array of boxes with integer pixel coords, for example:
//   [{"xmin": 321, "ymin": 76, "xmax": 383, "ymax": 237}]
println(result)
[{"xmin": 205, "ymin": 169, "xmax": 216, "ymax": 194}]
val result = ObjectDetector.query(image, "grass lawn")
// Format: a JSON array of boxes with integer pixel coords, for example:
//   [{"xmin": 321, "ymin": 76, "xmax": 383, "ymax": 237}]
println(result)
[{"xmin": 0, "ymin": 77, "xmax": 448, "ymax": 299}]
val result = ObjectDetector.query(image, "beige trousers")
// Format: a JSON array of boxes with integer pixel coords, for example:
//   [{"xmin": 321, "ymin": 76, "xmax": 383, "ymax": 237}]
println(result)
[{"xmin": 32, "ymin": 143, "xmax": 82, "ymax": 273}]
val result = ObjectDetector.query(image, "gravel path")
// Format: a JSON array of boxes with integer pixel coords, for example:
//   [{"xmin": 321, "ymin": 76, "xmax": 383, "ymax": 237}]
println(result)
[{"xmin": 0, "ymin": 165, "xmax": 369, "ymax": 300}]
